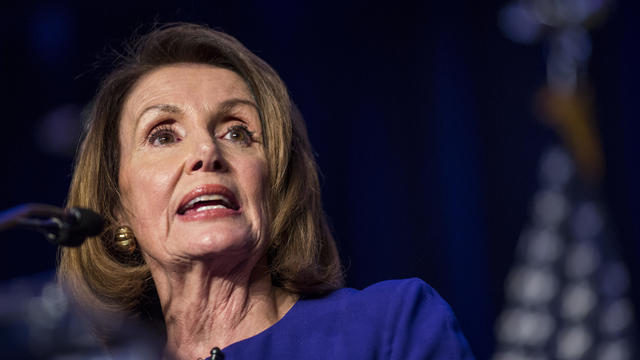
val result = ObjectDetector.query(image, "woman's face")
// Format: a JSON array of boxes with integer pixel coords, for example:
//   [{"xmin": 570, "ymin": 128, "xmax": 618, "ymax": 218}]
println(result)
[{"xmin": 118, "ymin": 64, "xmax": 268, "ymax": 268}]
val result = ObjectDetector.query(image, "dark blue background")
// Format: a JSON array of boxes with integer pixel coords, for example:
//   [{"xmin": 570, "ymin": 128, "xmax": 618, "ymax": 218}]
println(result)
[{"xmin": 1, "ymin": 1, "xmax": 638, "ymax": 358}]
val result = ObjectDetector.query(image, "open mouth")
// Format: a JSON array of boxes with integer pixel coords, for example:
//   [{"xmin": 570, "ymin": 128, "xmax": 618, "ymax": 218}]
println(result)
[{"xmin": 177, "ymin": 186, "xmax": 240, "ymax": 216}]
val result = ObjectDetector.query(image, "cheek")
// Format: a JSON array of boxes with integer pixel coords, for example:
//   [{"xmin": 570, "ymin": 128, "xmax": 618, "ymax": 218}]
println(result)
[
  {"xmin": 119, "ymin": 157, "xmax": 179, "ymax": 234},
  {"xmin": 242, "ymin": 158, "xmax": 270, "ymax": 224},
  {"xmin": 248, "ymin": 161, "xmax": 268, "ymax": 196},
  {"xmin": 237, "ymin": 152, "xmax": 267, "ymax": 195}
]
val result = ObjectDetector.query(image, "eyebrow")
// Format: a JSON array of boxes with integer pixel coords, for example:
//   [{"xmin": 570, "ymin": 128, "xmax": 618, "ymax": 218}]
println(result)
[
  {"xmin": 219, "ymin": 98, "xmax": 260, "ymax": 114},
  {"xmin": 135, "ymin": 98, "xmax": 260, "ymax": 128},
  {"xmin": 135, "ymin": 104, "xmax": 182, "ymax": 128}
]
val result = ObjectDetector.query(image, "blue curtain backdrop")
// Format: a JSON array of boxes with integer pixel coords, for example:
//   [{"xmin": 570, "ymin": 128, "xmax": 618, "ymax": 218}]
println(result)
[{"xmin": 0, "ymin": 1, "xmax": 638, "ymax": 359}]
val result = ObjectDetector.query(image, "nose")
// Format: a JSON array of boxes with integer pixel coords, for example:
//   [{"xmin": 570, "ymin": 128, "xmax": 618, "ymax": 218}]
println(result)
[{"xmin": 185, "ymin": 136, "xmax": 228, "ymax": 174}]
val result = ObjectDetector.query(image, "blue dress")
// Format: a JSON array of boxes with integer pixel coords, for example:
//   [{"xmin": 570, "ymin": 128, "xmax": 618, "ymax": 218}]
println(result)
[{"xmin": 207, "ymin": 278, "xmax": 475, "ymax": 359}]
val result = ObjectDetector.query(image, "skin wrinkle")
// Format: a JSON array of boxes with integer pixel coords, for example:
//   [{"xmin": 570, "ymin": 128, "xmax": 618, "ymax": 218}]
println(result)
[
  {"xmin": 117, "ymin": 64, "xmax": 296, "ymax": 359},
  {"xmin": 160, "ymin": 260, "xmax": 279, "ymax": 357},
  {"xmin": 134, "ymin": 99, "xmax": 260, "ymax": 149}
]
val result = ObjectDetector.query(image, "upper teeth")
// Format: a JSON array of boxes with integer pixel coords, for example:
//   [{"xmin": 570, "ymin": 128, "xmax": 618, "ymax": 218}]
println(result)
[
  {"xmin": 196, "ymin": 204, "xmax": 227, "ymax": 212},
  {"xmin": 183, "ymin": 194, "xmax": 231, "ymax": 211}
]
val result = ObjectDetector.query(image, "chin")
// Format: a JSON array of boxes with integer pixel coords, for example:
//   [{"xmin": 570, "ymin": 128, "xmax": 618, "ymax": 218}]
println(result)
[{"xmin": 178, "ymin": 226, "xmax": 260, "ymax": 260}]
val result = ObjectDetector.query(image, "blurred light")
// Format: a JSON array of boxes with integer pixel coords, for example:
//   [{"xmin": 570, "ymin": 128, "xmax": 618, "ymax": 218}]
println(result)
[
  {"xmin": 532, "ymin": 0, "xmax": 564, "ymax": 27},
  {"xmin": 495, "ymin": 1, "xmax": 634, "ymax": 358},
  {"xmin": 547, "ymin": 50, "xmax": 578, "ymax": 94},
  {"xmin": 556, "ymin": 325, "xmax": 593, "ymax": 359},
  {"xmin": 547, "ymin": 26, "xmax": 592, "ymax": 93},
  {"xmin": 499, "ymin": 3, "xmax": 542, "ymax": 44},
  {"xmin": 39, "ymin": 282, "xmax": 68, "ymax": 324},
  {"xmin": 571, "ymin": 201, "xmax": 603, "ymax": 241},
  {"xmin": 560, "ymin": 281, "xmax": 597, "ymax": 320},
  {"xmin": 533, "ymin": 190, "xmax": 569, "ymax": 227},
  {"xmin": 596, "ymin": 339, "xmax": 631, "ymax": 360},
  {"xmin": 547, "ymin": 26, "xmax": 593, "ymax": 93},
  {"xmin": 492, "ymin": 350, "xmax": 525, "ymax": 360},
  {"xmin": 531, "ymin": 0, "xmax": 606, "ymax": 26},
  {"xmin": 501, "ymin": 0, "xmax": 610, "ymax": 94},
  {"xmin": 600, "ymin": 299, "xmax": 634, "ymax": 336},
  {"xmin": 565, "ymin": 241, "xmax": 600, "ymax": 278},
  {"xmin": 493, "ymin": 351, "xmax": 549, "ymax": 360},
  {"xmin": 36, "ymin": 104, "xmax": 82, "ymax": 157},
  {"xmin": 507, "ymin": 266, "xmax": 558, "ymax": 305},
  {"xmin": 497, "ymin": 308, "xmax": 556, "ymax": 346},
  {"xmin": 554, "ymin": 26, "xmax": 592, "ymax": 63},
  {"xmin": 519, "ymin": 228, "xmax": 564, "ymax": 264},
  {"xmin": 539, "ymin": 147, "xmax": 573, "ymax": 189}
]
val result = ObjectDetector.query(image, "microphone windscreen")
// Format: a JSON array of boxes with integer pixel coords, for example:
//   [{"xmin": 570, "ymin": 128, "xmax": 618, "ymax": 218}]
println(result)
[
  {"xmin": 72, "ymin": 208, "xmax": 105, "ymax": 236},
  {"xmin": 59, "ymin": 208, "xmax": 105, "ymax": 247}
]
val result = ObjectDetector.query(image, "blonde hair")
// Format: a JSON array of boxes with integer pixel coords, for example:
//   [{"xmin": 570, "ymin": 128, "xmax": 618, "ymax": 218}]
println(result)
[{"xmin": 58, "ymin": 23, "xmax": 343, "ymax": 332}]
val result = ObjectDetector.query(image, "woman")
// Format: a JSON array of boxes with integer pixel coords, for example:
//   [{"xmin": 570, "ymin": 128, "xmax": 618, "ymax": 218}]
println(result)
[{"xmin": 58, "ymin": 23, "xmax": 474, "ymax": 359}]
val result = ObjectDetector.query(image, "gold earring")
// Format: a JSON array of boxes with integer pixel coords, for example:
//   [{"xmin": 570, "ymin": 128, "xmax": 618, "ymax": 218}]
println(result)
[{"xmin": 115, "ymin": 226, "xmax": 137, "ymax": 254}]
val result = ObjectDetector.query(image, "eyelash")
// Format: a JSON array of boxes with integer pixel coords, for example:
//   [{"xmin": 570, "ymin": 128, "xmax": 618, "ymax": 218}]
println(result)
[
  {"xmin": 146, "ymin": 123, "xmax": 256, "ymax": 146},
  {"xmin": 223, "ymin": 124, "xmax": 256, "ymax": 146},
  {"xmin": 148, "ymin": 123, "xmax": 179, "ymax": 146}
]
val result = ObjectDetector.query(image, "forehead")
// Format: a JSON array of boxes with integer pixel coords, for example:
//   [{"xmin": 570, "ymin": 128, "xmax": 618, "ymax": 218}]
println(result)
[{"xmin": 123, "ymin": 63, "xmax": 253, "ymax": 117}]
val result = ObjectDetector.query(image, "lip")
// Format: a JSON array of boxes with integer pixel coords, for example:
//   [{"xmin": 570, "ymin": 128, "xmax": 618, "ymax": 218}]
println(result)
[{"xmin": 176, "ymin": 184, "xmax": 241, "ymax": 221}]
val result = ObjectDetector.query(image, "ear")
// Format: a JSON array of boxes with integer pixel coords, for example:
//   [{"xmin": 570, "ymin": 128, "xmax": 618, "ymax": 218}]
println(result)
[{"xmin": 113, "ymin": 200, "xmax": 133, "ymax": 228}]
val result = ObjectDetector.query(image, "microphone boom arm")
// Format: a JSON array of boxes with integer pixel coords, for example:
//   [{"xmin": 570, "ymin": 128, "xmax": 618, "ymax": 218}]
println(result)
[{"xmin": 0, "ymin": 204, "xmax": 104, "ymax": 246}]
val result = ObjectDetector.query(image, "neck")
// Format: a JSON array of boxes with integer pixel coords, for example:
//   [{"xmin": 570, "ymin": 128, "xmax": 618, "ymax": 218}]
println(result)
[{"xmin": 152, "ymin": 258, "xmax": 296, "ymax": 360}]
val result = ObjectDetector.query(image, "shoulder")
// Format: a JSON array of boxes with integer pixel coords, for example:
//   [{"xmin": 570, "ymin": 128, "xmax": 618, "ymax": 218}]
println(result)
[
  {"xmin": 362, "ymin": 277, "xmax": 459, "ymax": 324},
  {"xmin": 299, "ymin": 278, "xmax": 434, "ymax": 314},
  {"xmin": 322, "ymin": 278, "xmax": 454, "ymax": 320},
  {"xmin": 226, "ymin": 278, "xmax": 473, "ymax": 359},
  {"xmin": 320, "ymin": 278, "xmax": 475, "ymax": 360},
  {"xmin": 356, "ymin": 277, "xmax": 443, "ymax": 303}
]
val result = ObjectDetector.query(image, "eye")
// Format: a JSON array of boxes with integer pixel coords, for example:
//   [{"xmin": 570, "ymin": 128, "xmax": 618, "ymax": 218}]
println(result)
[
  {"xmin": 222, "ymin": 124, "xmax": 254, "ymax": 146},
  {"xmin": 148, "ymin": 124, "xmax": 179, "ymax": 146}
]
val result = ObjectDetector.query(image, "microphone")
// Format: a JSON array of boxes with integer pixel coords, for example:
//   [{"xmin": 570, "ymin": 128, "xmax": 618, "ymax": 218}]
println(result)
[{"xmin": 0, "ymin": 204, "xmax": 105, "ymax": 247}]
